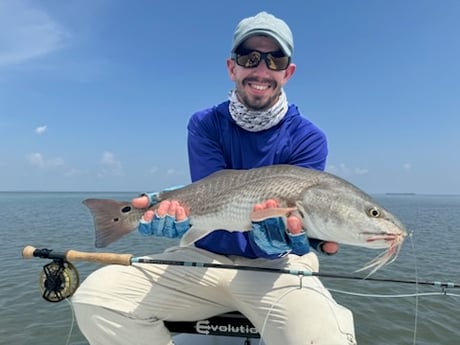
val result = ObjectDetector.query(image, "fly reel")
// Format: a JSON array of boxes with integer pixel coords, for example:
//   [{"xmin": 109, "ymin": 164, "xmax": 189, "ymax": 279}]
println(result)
[{"xmin": 39, "ymin": 260, "xmax": 79, "ymax": 302}]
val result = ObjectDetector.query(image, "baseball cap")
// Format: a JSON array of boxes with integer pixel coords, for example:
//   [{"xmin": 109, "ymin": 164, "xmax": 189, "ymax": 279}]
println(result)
[{"xmin": 231, "ymin": 11, "xmax": 294, "ymax": 57}]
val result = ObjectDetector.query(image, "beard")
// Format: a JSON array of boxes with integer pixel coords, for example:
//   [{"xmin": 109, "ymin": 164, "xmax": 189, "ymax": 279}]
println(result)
[{"xmin": 236, "ymin": 78, "xmax": 281, "ymax": 111}]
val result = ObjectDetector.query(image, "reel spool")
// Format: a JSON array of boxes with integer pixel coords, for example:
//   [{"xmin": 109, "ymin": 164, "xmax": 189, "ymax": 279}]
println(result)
[{"xmin": 39, "ymin": 260, "xmax": 79, "ymax": 302}]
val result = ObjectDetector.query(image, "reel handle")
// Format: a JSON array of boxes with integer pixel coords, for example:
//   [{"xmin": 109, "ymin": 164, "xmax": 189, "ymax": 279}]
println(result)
[{"xmin": 22, "ymin": 245, "xmax": 133, "ymax": 266}]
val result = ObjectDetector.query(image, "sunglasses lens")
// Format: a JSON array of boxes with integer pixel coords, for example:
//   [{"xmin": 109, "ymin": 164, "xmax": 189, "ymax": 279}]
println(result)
[
  {"xmin": 266, "ymin": 55, "xmax": 290, "ymax": 70},
  {"xmin": 235, "ymin": 50, "xmax": 290, "ymax": 71},
  {"xmin": 237, "ymin": 51, "xmax": 262, "ymax": 68}
]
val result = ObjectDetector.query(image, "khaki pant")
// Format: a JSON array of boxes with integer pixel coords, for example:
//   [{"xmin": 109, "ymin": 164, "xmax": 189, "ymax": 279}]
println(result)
[{"xmin": 72, "ymin": 247, "xmax": 356, "ymax": 345}]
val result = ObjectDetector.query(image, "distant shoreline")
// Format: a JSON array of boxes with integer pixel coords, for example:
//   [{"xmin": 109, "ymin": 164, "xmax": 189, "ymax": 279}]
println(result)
[{"xmin": 385, "ymin": 192, "xmax": 417, "ymax": 196}]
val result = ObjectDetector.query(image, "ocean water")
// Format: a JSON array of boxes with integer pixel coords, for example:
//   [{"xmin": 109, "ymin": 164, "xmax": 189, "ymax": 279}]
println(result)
[{"xmin": 0, "ymin": 192, "xmax": 459, "ymax": 345}]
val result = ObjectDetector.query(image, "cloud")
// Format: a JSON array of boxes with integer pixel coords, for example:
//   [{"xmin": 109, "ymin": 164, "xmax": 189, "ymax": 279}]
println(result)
[
  {"xmin": 98, "ymin": 151, "xmax": 124, "ymax": 177},
  {"xmin": 403, "ymin": 163, "xmax": 412, "ymax": 171},
  {"xmin": 27, "ymin": 152, "xmax": 64, "ymax": 168},
  {"xmin": 147, "ymin": 166, "xmax": 158, "ymax": 175},
  {"xmin": 64, "ymin": 168, "xmax": 88, "ymax": 177},
  {"xmin": 327, "ymin": 163, "xmax": 369, "ymax": 176},
  {"xmin": 35, "ymin": 125, "xmax": 47, "ymax": 135},
  {"xmin": 0, "ymin": 0, "xmax": 70, "ymax": 67},
  {"xmin": 354, "ymin": 167, "xmax": 369, "ymax": 175}
]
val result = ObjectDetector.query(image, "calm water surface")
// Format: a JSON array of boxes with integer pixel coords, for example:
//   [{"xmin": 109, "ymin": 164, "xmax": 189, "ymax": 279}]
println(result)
[{"xmin": 1, "ymin": 192, "xmax": 459, "ymax": 345}]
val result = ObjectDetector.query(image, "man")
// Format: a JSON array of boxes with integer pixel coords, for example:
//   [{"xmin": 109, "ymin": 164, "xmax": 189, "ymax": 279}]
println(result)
[{"xmin": 72, "ymin": 12, "xmax": 357, "ymax": 344}]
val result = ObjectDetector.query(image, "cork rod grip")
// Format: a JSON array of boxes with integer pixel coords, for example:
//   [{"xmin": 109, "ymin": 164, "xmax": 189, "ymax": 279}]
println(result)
[{"xmin": 22, "ymin": 245, "xmax": 133, "ymax": 266}]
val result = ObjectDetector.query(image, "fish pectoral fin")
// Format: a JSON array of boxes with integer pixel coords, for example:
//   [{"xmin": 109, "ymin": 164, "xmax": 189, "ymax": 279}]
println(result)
[
  {"xmin": 250, "ymin": 207, "xmax": 297, "ymax": 222},
  {"xmin": 180, "ymin": 226, "xmax": 211, "ymax": 247}
]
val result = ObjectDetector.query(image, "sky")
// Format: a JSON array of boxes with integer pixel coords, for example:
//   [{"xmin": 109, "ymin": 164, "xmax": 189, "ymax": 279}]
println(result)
[{"xmin": 0, "ymin": 0, "xmax": 459, "ymax": 194}]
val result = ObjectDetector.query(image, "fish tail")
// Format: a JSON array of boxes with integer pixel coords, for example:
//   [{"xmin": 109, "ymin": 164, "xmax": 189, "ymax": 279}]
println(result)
[{"xmin": 83, "ymin": 198, "xmax": 140, "ymax": 248}]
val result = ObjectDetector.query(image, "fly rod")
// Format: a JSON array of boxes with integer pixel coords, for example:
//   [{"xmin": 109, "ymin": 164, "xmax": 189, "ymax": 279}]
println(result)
[{"xmin": 23, "ymin": 245, "xmax": 460, "ymax": 290}]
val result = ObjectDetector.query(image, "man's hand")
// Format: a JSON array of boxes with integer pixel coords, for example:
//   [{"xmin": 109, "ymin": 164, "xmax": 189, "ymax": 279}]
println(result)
[
  {"xmin": 131, "ymin": 196, "xmax": 189, "ymax": 238},
  {"xmin": 253, "ymin": 199, "xmax": 303, "ymax": 234},
  {"xmin": 132, "ymin": 196, "xmax": 188, "ymax": 222},
  {"xmin": 321, "ymin": 241, "xmax": 339, "ymax": 255},
  {"xmin": 252, "ymin": 199, "xmax": 339, "ymax": 255},
  {"xmin": 249, "ymin": 199, "xmax": 309, "ymax": 256}
]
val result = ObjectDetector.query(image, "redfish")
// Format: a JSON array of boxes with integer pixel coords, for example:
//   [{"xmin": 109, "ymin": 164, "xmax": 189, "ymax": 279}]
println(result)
[{"xmin": 84, "ymin": 165, "xmax": 407, "ymax": 273}]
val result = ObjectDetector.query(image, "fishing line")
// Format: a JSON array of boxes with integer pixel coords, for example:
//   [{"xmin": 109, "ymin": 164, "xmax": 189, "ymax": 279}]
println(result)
[
  {"xmin": 63, "ymin": 298, "xmax": 76, "ymax": 345},
  {"xmin": 258, "ymin": 281, "xmax": 357, "ymax": 345},
  {"xmin": 255, "ymin": 274, "xmax": 460, "ymax": 344},
  {"xmin": 252, "ymin": 228, "xmax": 455, "ymax": 345},
  {"xmin": 409, "ymin": 231, "xmax": 419, "ymax": 345},
  {"xmin": 327, "ymin": 288, "xmax": 458, "ymax": 299},
  {"xmin": 257, "ymin": 286, "xmax": 299, "ymax": 345}
]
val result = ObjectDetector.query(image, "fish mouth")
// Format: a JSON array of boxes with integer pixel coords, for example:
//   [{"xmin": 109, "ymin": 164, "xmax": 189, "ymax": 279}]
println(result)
[
  {"xmin": 361, "ymin": 231, "xmax": 406, "ymax": 244},
  {"xmin": 357, "ymin": 231, "xmax": 407, "ymax": 275}
]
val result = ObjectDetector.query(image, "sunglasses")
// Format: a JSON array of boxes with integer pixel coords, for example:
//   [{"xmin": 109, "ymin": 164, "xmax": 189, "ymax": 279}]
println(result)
[{"xmin": 232, "ymin": 48, "xmax": 291, "ymax": 71}]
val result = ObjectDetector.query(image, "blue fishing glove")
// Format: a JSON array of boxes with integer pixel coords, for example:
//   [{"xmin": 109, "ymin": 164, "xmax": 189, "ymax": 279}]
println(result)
[
  {"xmin": 248, "ymin": 217, "xmax": 310, "ymax": 257},
  {"xmin": 137, "ymin": 191, "xmax": 190, "ymax": 239}
]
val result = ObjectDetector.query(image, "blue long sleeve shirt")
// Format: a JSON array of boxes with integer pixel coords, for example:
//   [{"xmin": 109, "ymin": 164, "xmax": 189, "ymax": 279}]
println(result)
[{"xmin": 187, "ymin": 100, "xmax": 328, "ymax": 258}]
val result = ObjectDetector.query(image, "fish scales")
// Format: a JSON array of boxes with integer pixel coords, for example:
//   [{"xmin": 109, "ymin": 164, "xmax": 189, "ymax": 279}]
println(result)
[
  {"xmin": 157, "ymin": 167, "xmax": 317, "ymax": 233},
  {"xmin": 160, "ymin": 165, "xmax": 322, "ymax": 213}
]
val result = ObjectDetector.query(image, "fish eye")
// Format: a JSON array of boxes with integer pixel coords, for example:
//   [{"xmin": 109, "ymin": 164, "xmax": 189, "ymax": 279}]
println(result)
[
  {"xmin": 121, "ymin": 206, "xmax": 132, "ymax": 213},
  {"xmin": 367, "ymin": 207, "xmax": 381, "ymax": 218}
]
